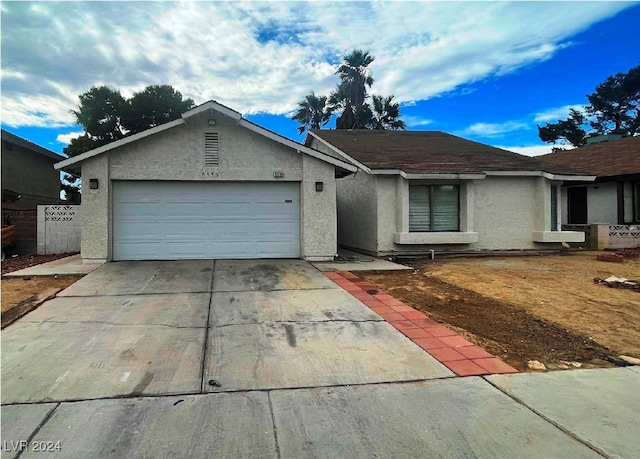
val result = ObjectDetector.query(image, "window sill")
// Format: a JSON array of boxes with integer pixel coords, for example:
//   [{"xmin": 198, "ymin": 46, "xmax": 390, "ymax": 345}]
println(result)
[
  {"xmin": 394, "ymin": 232, "xmax": 478, "ymax": 245},
  {"xmin": 532, "ymin": 231, "xmax": 585, "ymax": 243}
]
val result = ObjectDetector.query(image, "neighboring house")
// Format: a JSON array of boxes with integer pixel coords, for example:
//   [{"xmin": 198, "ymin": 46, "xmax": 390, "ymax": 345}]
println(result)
[
  {"xmin": 539, "ymin": 135, "xmax": 640, "ymax": 225},
  {"xmin": 2, "ymin": 129, "xmax": 65, "ymax": 210},
  {"xmin": 2, "ymin": 129, "xmax": 66, "ymax": 254},
  {"xmin": 306, "ymin": 130, "xmax": 594, "ymax": 256},
  {"xmin": 55, "ymin": 101, "xmax": 357, "ymax": 263}
]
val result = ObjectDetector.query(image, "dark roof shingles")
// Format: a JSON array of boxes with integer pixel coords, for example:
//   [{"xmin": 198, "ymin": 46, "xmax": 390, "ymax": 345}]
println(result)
[
  {"xmin": 539, "ymin": 136, "xmax": 640, "ymax": 177},
  {"xmin": 310, "ymin": 130, "xmax": 583, "ymax": 175}
]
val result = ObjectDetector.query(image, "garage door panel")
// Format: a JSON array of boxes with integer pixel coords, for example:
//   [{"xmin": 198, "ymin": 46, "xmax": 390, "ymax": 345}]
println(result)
[
  {"xmin": 256, "ymin": 203, "xmax": 298, "ymax": 219},
  {"xmin": 256, "ymin": 241, "xmax": 299, "ymax": 258},
  {"xmin": 114, "ymin": 182, "xmax": 300, "ymax": 260},
  {"xmin": 209, "ymin": 202, "xmax": 255, "ymax": 218},
  {"xmin": 115, "ymin": 242, "xmax": 164, "ymax": 260},
  {"xmin": 256, "ymin": 221, "xmax": 299, "ymax": 240}
]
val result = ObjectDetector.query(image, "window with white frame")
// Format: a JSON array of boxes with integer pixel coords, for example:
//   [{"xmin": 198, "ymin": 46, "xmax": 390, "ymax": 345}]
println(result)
[{"xmin": 409, "ymin": 185, "xmax": 459, "ymax": 232}]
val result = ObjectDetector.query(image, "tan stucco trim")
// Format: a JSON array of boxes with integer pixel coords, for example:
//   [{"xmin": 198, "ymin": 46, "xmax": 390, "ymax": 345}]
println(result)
[
  {"xmin": 394, "ymin": 232, "xmax": 479, "ymax": 244},
  {"xmin": 532, "ymin": 231, "xmax": 585, "ymax": 243}
]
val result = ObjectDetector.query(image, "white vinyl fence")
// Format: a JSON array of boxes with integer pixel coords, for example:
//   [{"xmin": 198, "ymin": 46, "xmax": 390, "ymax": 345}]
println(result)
[{"xmin": 37, "ymin": 205, "xmax": 81, "ymax": 255}]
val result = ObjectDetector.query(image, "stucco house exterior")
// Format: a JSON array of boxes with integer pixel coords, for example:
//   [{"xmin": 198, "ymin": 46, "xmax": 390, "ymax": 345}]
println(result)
[
  {"xmin": 55, "ymin": 101, "xmax": 356, "ymax": 263},
  {"xmin": 539, "ymin": 135, "xmax": 640, "ymax": 225},
  {"xmin": 306, "ymin": 130, "xmax": 594, "ymax": 256},
  {"xmin": 2, "ymin": 129, "xmax": 65, "ymax": 210}
]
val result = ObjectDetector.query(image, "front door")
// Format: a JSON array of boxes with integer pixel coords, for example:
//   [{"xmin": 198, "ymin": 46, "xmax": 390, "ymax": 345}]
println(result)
[{"xmin": 568, "ymin": 187, "xmax": 587, "ymax": 224}]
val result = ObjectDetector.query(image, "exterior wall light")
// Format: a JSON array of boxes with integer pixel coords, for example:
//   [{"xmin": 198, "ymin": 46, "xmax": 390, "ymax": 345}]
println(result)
[
  {"xmin": 89, "ymin": 179, "xmax": 99, "ymax": 189},
  {"xmin": 208, "ymin": 119, "xmax": 217, "ymax": 126},
  {"xmin": 315, "ymin": 181, "xmax": 323, "ymax": 192}
]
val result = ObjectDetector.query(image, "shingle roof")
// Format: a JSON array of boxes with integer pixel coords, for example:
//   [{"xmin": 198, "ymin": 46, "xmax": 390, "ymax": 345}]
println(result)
[
  {"xmin": 309, "ymin": 130, "xmax": 585, "ymax": 175},
  {"xmin": 538, "ymin": 136, "xmax": 640, "ymax": 178}
]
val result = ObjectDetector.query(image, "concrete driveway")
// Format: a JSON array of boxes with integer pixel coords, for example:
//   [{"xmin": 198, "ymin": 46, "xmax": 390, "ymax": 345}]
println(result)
[{"xmin": 2, "ymin": 260, "xmax": 638, "ymax": 458}]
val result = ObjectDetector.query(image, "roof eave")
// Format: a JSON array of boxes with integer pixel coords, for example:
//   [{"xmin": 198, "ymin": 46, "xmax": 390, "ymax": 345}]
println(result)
[
  {"xmin": 307, "ymin": 131, "xmax": 370, "ymax": 173},
  {"xmin": 240, "ymin": 122, "xmax": 357, "ymax": 173},
  {"xmin": 54, "ymin": 118, "xmax": 185, "ymax": 171}
]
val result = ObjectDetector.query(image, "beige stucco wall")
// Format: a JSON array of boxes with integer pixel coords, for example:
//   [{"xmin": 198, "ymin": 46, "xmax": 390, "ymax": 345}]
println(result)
[
  {"xmin": 474, "ymin": 176, "xmax": 538, "ymax": 249},
  {"xmin": 301, "ymin": 155, "xmax": 338, "ymax": 260},
  {"xmin": 79, "ymin": 112, "xmax": 338, "ymax": 261},
  {"xmin": 335, "ymin": 172, "xmax": 379, "ymax": 252},
  {"xmin": 587, "ymin": 182, "xmax": 618, "ymax": 223},
  {"xmin": 560, "ymin": 181, "xmax": 622, "ymax": 225},
  {"xmin": 80, "ymin": 155, "xmax": 110, "ymax": 262},
  {"xmin": 340, "ymin": 174, "xmax": 569, "ymax": 255}
]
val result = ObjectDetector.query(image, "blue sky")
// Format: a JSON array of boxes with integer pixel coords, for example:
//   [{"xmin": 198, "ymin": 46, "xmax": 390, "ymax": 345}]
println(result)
[{"xmin": 2, "ymin": 1, "xmax": 639, "ymax": 157}]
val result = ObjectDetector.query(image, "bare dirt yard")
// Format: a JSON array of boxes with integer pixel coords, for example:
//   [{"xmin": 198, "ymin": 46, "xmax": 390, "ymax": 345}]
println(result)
[
  {"xmin": 2, "ymin": 253, "xmax": 83, "ymax": 328},
  {"xmin": 1, "ymin": 276, "xmax": 83, "ymax": 328},
  {"xmin": 361, "ymin": 251, "xmax": 640, "ymax": 372}
]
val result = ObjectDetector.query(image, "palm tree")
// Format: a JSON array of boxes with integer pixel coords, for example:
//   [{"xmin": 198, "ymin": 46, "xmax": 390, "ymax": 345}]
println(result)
[
  {"xmin": 370, "ymin": 95, "xmax": 407, "ymax": 130},
  {"xmin": 330, "ymin": 50, "xmax": 376, "ymax": 129},
  {"xmin": 291, "ymin": 92, "xmax": 332, "ymax": 134}
]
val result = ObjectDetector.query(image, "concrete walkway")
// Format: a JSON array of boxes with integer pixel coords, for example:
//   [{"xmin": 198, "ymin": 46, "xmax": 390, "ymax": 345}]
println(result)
[
  {"xmin": 2, "ymin": 260, "xmax": 638, "ymax": 458},
  {"xmin": 2, "ymin": 254, "xmax": 102, "ymax": 277},
  {"xmin": 312, "ymin": 248, "xmax": 411, "ymax": 272}
]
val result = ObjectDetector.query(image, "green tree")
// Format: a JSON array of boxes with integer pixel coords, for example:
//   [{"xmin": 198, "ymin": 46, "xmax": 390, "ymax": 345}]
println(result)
[
  {"xmin": 538, "ymin": 63, "xmax": 640, "ymax": 147},
  {"xmin": 290, "ymin": 92, "xmax": 332, "ymax": 134},
  {"xmin": 62, "ymin": 84, "xmax": 194, "ymax": 201},
  {"xmin": 330, "ymin": 49, "xmax": 375, "ymax": 129},
  {"xmin": 292, "ymin": 49, "xmax": 406, "ymax": 133},
  {"xmin": 121, "ymin": 85, "xmax": 194, "ymax": 134},
  {"xmin": 64, "ymin": 86, "xmax": 126, "ymax": 157},
  {"xmin": 369, "ymin": 95, "xmax": 407, "ymax": 130},
  {"xmin": 538, "ymin": 108, "xmax": 588, "ymax": 147}
]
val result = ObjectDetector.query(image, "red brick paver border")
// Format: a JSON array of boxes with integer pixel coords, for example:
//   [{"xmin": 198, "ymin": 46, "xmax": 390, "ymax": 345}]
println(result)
[{"xmin": 325, "ymin": 271, "xmax": 518, "ymax": 377}]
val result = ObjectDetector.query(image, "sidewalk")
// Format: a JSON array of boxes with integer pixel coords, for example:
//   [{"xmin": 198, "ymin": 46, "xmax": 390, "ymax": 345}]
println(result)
[{"xmin": 2, "ymin": 254, "xmax": 102, "ymax": 277}]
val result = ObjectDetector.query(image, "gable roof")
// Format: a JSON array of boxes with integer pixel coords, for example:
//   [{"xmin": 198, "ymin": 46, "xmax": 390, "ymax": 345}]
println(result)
[
  {"xmin": 538, "ymin": 136, "xmax": 640, "ymax": 178},
  {"xmin": 308, "ymin": 130, "xmax": 591, "ymax": 180},
  {"xmin": 1, "ymin": 129, "xmax": 65, "ymax": 161},
  {"xmin": 54, "ymin": 101, "xmax": 356, "ymax": 174}
]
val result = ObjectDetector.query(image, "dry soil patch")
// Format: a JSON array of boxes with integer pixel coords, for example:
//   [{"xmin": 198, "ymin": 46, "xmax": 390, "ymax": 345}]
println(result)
[
  {"xmin": 361, "ymin": 251, "xmax": 640, "ymax": 371},
  {"xmin": 1, "ymin": 276, "xmax": 83, "ymax": 328}
]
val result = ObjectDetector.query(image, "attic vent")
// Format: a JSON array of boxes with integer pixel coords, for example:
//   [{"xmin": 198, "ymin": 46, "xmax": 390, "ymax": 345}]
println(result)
[{"xmin": 205, "ymin": 132, "xmax": 219, "ymax": 167}]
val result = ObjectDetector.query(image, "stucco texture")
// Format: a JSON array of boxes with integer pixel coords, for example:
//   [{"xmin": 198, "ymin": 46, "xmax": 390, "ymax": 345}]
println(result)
[
  {"xmin": 337, "ymin": 174, "xmax": 566, "ymax": 255},
  {"xmin": 79, "ymin": 112, "xmax": 338, "ymax": 261}
]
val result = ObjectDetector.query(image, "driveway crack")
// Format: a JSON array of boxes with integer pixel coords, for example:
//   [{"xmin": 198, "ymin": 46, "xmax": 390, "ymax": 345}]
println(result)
[
  {"xmin": 267, "ymin": 391, "xmax": 282, "ymax": 459},
  {"xmin": 200, "ymin": 260, "xmax": 215, "ymax": 393}
]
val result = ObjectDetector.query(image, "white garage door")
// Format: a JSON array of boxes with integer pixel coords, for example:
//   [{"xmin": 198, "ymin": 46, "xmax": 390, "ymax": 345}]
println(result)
[{"xmin": 113, "ymin": 181, "xmax": 300, "ymax": 260}]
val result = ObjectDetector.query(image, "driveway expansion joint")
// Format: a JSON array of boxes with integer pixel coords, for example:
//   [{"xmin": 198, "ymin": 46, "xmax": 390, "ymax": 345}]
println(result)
[
  {"xmin": 482, "ymin": 377, "xmax": 612, "ymax": 458},
  {"xmin": 326, "ymin": 271, "xmax": 518, "ymax": 377},
  {"xmin": 210, "ymin": 318, "xmax": 385, "ymax": 328}
]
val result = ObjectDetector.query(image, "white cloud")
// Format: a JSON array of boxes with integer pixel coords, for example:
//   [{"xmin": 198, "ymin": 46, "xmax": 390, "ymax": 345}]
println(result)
[
  {"xmin": 404, "ymin": 116, "xmax": 433, "ymax": 128},
  {"xmin": 0, "ymin": 1, "xmax": 631, "ymax": 127},
  {"xmin": 464, "ymin": 121, "xmax": 529, "ymax": 137},
  {"xmin": 56, "ymin": 131, "xmax": 84, "ymax": 145},
  {"xmin": 534, "ymin": 104, "xmax": 585, "ymax": 123}
]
